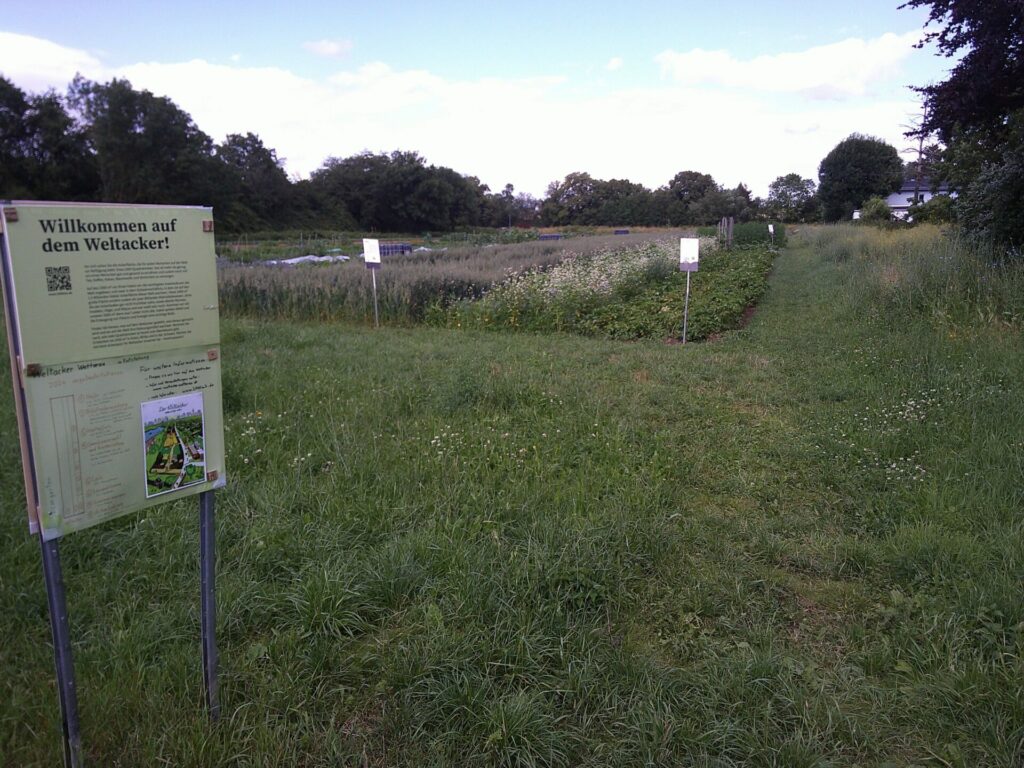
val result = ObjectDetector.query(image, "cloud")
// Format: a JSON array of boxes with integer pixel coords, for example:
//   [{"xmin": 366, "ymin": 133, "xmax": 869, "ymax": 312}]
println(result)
[
  {"xmin": 302, "ymin": 39, "xmax": 353, "ymax": 59},
  {"xmin": 0, "ymin": 29, "xmax": 925, "ymax": 197},
  {"xmin": 605, "ymin": 57, "xmax": 623, "ymax": 72},
  {"xmin": 0, "ymin": 31, "xmax": 104, "ymax": 92},
  {"xmin": 656, "ymin": 31, "xmax": 922, "ymax": 99}
]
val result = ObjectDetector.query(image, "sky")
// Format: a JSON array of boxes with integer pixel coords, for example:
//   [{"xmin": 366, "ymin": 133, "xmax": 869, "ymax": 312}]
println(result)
[{"xmin": 0, "ymin": 0, "xmax": 955, "ymax": 199}]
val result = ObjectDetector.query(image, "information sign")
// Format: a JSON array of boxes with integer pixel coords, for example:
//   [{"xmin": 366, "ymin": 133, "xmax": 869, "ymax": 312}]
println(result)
[
  {"xmin": 679, "ymin": 237, "xmax": 699, "ymax": 271},
  {"xmin": 1, "ymin": 202, "xmax": 226, "ymax": 538},
  {"xmin": 363, "ymin": 238, "xmax": 381, "ymax": 269}
]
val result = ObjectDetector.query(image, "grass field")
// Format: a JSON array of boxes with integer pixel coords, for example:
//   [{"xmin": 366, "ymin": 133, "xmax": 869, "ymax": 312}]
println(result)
[{"xmin": 1, "ymin": 227, "xmax": 1022, "ymax": 766}]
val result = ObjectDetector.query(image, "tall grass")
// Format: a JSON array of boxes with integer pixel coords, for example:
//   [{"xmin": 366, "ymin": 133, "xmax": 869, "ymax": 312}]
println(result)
[
  {"xmin": 805, "ymin": 224, "xmax": 1024, "ymax": 331},
  {"xmin": 218, "ymin": 233, "xmax": 692, "ymax": 324}
]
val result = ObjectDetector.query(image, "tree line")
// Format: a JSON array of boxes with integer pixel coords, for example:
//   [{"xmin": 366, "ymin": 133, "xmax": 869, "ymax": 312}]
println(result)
[{"xmin": 2, "ymin": 74, "xmax": 829, "ymax": 233}]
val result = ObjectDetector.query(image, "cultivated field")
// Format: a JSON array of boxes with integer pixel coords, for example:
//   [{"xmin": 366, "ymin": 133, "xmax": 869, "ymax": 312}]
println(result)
[
  {"xmin": 1, "ymin": 226, "xmax": 1022, "ymax": 766},
  {"xmin": 218, "ymin": 229, "xmax": 780, "ymax": 340}
]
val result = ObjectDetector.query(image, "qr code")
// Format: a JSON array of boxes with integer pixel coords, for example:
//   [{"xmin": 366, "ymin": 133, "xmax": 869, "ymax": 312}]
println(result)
[{"xmin": 45, "ymin": 266, "xmax": 72, "ymax": 293}]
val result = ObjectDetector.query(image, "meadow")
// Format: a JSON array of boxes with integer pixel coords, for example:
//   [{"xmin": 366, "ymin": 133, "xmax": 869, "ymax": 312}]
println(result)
[{"xmin": 1, "ymin": 224, "xmax": 1022, "ymax": 766}]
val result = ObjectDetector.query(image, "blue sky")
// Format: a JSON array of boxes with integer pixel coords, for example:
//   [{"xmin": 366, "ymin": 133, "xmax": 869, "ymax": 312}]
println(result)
[{"xmin": 2, "ymin": 1, "xmax": 954, "ymax": 198}]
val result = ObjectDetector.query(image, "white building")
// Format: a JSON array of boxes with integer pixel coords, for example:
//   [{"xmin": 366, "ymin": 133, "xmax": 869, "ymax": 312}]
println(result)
[{"xmin": 883, "ymin": 179, "xmax": 956, "ymax": 220}]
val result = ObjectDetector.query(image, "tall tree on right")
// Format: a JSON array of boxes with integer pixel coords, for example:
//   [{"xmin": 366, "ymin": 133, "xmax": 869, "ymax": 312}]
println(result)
[
  {"xmin": 902, "ymin": 0, "xmax": 1024, "ymax": 247},
  {"xmin": 818, "ymin": 134, "xmax": 903, "ymax": 222}
]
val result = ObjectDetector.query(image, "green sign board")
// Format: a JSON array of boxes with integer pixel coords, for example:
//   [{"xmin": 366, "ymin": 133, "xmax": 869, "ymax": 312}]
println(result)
[{"xmin": 1, "ymin": 202, "xmax": 227, "ymax": 538}]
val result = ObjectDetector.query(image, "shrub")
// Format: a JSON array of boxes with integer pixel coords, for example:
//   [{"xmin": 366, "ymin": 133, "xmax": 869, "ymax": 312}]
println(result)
[
  {"xmin": 955, "ymin": 134, "xmax": 1024, "ymax": 251},
  {"xmin": 909, "ymin": 194, "xmax": 955, "ymax": 224},
  {"xmin": 859, "ymin": 196, "xmax": 893, "ymax": 226}
]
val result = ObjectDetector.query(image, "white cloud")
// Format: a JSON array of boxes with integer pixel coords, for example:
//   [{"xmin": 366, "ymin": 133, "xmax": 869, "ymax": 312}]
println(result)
[
  {"xmin": 0, "ymin": 29, "xmax": 925, "ymax": 197},
  {"xmin": 302, "ymin": 39, "xmax": 353, "ymax": 59},
  {"xmin": 656, "ymin": 31, "xmax": 922, "ymax": 99},
  {"xmin": 0, "ymin": 31, "xmax": 104, "ymax": 92},
  {"xmin": 605, "ymin": 57, "xmax": 623, "ymax": 72}
]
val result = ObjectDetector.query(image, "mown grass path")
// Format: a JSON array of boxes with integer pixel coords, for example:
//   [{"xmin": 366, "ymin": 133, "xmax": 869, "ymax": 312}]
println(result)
[{"xmin": 1, "ymin": 234, "xmax": 1021, "ymax": 766}]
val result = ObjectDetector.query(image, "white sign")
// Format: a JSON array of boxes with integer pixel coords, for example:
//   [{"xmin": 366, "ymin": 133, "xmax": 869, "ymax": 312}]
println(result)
[
  {"xmin": 679, "ymin": 237, "xmax": 699, "ymax": 272},
  {"xmin": 768, "ymin": 224, "xmax": 775, "ymax": 235},
  {"xmin": 362, "ymin": 238, "xmax": 381, "ymax": 268}
]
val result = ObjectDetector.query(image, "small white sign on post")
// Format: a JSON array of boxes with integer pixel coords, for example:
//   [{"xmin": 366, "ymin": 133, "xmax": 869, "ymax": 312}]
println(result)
[
  {"xmin": 363, "ymin": 238, "xmax": 381, "ymax": 269},
  {"xmin": 362, "ymin": 238, "xmax": 381, "ymax": 328},
  {"xmin": 679, "ymin": 237, "xmax": 699, "ymax": 272},
  {"xmin": 679, "ymin": 238, "xmax": 699, "ymax": 344}
]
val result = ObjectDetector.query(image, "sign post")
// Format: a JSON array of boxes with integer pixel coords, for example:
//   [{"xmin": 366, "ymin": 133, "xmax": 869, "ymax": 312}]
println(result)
[
  {"xmin": 0, "ymin": 202, "xmax": 228, "ymax": 759},
  {"xmin": 199, "ymin": 490, "xmax": 219, "ymax": 719},
  {"xmin": 679, "ymin": 237, "xmax": 699, "ymax": 344},
  {"xmin": 363, "ymin": 238, "xmax": 381, "ymax": 328},
  {"xmin": 40, "ymin": 537, "xmax": 83, "ymax": 768},
  {"xmin": 768, "ymin": 223, "xmax": 775, "ymax": 246}
]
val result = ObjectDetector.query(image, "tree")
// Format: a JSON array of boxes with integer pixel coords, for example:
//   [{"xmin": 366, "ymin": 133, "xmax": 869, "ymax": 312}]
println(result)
[
  {"xmin": 0, "ymin": 77, "xmax": 98, "ymax": 200},
  {"xmin": 903, "ymin": 0, "xmax": 1024, "ymax": 151},
  {"xmin": 540, "ymin": 172, "xmax": 599, "ymax": 225},
  {"xmin": 0, "ymin": 77, "xmax": 32, "ymax": 196},
  {"xmin": 217, "ymin": 132, "xmax": 293, "ymax": 226},
  {"xmin": 766, "ymin": 174, "xmax": 818, "ymax": 222},
  {"xmin": 67, "ymin": 76, "xmax": 231, "ymax": 212},
  {"xmin": 818, "ymin": 134, "xmax": 903, "ymax": 222},
  {"xmin": 310, "ymin": 150, "xmax": 488, "ymax": 232},
  {"xmin": 902, "ymin": 0, "xmax": 1024, "ymax": 247},
  {"xmin": 665, "ymin": 170, "xmax": 718, "ymax": 224}
]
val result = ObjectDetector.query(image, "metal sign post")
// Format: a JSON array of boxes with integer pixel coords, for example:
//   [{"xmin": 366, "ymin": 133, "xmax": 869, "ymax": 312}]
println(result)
[
  {"xmin": 681, "ymin": 271, "xmax": 692, "ymax": 344},
  {"xmin": 370, "ymin": 268, "xmax": 380, "ymax": 328},
  {"xmin": 199, "ymin": 490, "xmax": 220, "ymax": 719},
  {"xmin": 679, "ymin": 237, "xmax": 699, "ymax": 343},
  {"xmin": 40, "ymin": 537, "xmax": 83, "ymax": 768}
]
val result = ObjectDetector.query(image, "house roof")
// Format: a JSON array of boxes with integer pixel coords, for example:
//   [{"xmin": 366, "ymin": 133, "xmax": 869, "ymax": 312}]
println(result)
[{"xmin": 899, "ymin": 178, "xmax": 953, "ymax": 194}]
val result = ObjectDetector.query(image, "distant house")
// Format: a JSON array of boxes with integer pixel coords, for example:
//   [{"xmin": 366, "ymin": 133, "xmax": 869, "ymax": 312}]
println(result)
[
  {"xmin": 883, "ymin": 179, "xmax": 956, "ymax": 220},
  {"xmin": 851, "ymin": 177, "xmax": 954, "ymax": 219}
]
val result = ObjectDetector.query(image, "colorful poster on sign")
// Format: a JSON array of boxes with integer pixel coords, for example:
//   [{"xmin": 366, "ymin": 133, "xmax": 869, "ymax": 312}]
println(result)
[
  {"xmin": 363, "ymin": 238, "xmax": 381, "ymax": 269},
  {"xmin": 679, "ymin": 237, "xmax": 699, "ymax": 272},
  {"xmin": 1, "ymin": 202, "xmax": 226, "ymax": 538},
  {"xmin": 143, "ymin": 391, "xmax": 207, "ymax": 498}
]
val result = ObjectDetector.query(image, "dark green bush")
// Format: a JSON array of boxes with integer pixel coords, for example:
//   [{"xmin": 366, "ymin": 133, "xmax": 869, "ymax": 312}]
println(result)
[
  {"xmin": 859, "ymin": 196, "xmax": 893, "ymax": 226},
  {"xmin": 909, "ymin": 194, "xmax": 955, "ymax": 224}
]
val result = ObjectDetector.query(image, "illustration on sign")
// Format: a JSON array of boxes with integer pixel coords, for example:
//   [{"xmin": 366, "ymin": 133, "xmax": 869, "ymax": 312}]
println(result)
[{"xmin": 143, "ymin": 392, "xmax": 207, "ymax": 498}]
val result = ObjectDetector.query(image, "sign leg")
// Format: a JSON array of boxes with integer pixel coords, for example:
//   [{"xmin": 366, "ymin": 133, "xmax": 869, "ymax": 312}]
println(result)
[
  {"xmin": 681, "ymin": 271, "xmax": 691, "ymax": 344},
  {"xmin": 199, "ymin": 491, "xmax": 220, "ymax": 720},
  {"xmin": 371, "ymin": 270, "xmax": 380, "ymax": 328},
  {"xmin": 40, "ymin": 537, "xmax": 83, "ymax": 768}
]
